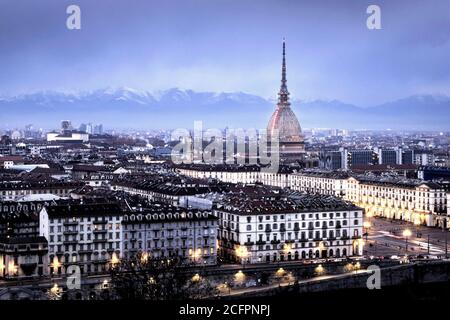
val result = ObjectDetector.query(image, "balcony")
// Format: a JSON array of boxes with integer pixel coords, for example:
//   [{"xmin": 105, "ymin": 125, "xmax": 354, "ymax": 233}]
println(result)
[
  {"xmin": 93, "ymin": 229, "xmax": 108, "ymax": 234},
  {"xmin": 93, "ymin": 220, "xmax": 108, "ymax": 225},
  {"xmin": 63, "ymin": 230, "xmax": 78, "ymax": 235},
  {"xmin": 63, "ymin": 221, "xmax": 78, "ymax": 226},
  {"xmin": 265, "ymin": 228, "xmax": 272, "ymax": 233},
  {"xmin": 256, "ymin": 240, "xmax": 266, "ymax": 245},
  {"xmin": 63, "ymin": 240, "xmax": 78, "ymax": 245},
  {"xmin": 244, "ymin": 241, "xmax": 254, "ymax": 246},
  {"xmin": 270, "ymin": 240, "xmax": 280, "ymax": 244}
]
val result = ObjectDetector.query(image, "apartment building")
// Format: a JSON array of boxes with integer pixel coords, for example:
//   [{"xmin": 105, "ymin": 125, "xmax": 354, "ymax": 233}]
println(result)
[
  {"xmin": 39, "ymin": 199, "xmax": 124, "ymax": 275},
  {"xmin": 122, "ymin": 204, "xmax": 218, "ymax": 265},
  {"xmin": 213, "ymin": 185, "xmax": 363, "ymax": 264}
]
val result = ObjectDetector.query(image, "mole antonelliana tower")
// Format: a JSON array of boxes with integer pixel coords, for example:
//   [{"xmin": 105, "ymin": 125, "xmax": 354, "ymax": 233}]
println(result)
[{"xmin": 267, "ymin": 39, "xmax": 305, "ymax": 163}]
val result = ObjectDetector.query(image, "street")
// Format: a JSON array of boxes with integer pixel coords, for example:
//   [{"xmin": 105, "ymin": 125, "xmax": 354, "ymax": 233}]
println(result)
[{"xmin": 365, "ymin": 217, "xmax": 450, "ymax": 258}]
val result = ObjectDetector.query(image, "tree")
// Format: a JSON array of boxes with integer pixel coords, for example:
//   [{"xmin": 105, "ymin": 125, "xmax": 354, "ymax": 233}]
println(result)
[{"xmin": 110, "ymin": 253, "xmax": 217, "ymax": 300}]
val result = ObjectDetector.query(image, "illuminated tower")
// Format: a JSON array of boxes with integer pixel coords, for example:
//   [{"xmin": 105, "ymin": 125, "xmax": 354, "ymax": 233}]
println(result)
[{"xmin": 267, "ymin": 39, "xmax": 305, "ymax": 163}]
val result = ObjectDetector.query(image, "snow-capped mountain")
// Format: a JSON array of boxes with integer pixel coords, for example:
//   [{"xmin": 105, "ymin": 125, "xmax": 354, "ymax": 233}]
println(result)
[{"xmin": 1, "ymin": 88, "xmax": 449, "ymax": 130}]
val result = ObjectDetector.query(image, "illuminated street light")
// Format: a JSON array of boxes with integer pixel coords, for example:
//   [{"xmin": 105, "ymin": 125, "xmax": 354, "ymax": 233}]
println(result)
[
  {"xmin": 234, "ymin": 270, "xmax": 245, "ymax": 283},
  {"xmin": 192, "ymin": 273, "xmax": 201, "ymax": 282},
  {"xmin": 315, "ymin": 264, "xmax": 325, "ymax": 276},
  {"xmin": 276, "ymin": 267, "xmax": 285, "ymax": 277},
  {"xmin": 49, "ymin": 283, "xmax": 61, "ymax": 300},
  {"xmin": 344, "ymin": 263, "xmax": 354, "ymax": 272},
  {"xmin": 217, "ymin": 283, "xmax": 229, "ymax": 294}
]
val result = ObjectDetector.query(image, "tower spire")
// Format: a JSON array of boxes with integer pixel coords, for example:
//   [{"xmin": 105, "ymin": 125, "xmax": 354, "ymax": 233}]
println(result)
[{"xmin": 278, "ymin": 38, "xmax": 290, "ymax": 107}]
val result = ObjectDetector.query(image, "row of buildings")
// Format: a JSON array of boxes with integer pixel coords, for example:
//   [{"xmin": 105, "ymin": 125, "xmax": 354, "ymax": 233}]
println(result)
[
  {"xmin": 1, "ymin": 196, "xmax": 219, "ymax": 279},
  {"xmin": 176, "ymin": 164, "xmax": 449, "ymax": 228},
  {"xmin": 319, "ymin": 147, "xmax": 434, "ymax": 170},
  {"xmin": 0, "ymin": 179, "xmax": 364, "ymax": 279}
]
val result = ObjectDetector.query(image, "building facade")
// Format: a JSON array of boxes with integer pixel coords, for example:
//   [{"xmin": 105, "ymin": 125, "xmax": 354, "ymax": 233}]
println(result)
[
  {"xmin": 122, "ymin": 206, "xmax": 218, "ymax": 266},
  {"xmin": 213, "ymin": 186, "xmax": 363, "ymax": 264},
  {"xmin": 39, "ymin": 200, "xmax": 124, "ymax": 275},
  {"xmin": 177, "ymin": 164, "xmax": 449, "ymax": 228}
]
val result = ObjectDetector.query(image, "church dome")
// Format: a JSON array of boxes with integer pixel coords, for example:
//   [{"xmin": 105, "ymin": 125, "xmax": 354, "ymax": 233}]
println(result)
[
  {"xmin": 267, "ymin": 105, "xmax": 303, "ymax": 142},
  {"xmin": 266, "ymin": 39, "xmax": 303, "ymax": 143}
]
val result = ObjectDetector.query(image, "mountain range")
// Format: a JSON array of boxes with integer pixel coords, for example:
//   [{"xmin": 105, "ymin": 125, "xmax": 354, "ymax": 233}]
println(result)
[{"xmin": 1, "ymin": 88, "xmax": 449, "ymax": 131}]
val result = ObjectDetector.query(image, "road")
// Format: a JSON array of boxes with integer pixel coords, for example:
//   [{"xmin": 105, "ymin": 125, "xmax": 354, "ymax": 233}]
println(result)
[
  {"xmin": 365, "ymin": 217, "xmax": 450, "ymax": 258},
  {"xmin": 219, "ymin": 270, "xmax": 370, "ymax": 297}
]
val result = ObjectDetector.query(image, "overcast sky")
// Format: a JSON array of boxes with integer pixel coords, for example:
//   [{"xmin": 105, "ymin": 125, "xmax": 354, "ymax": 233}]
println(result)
[{"xmin": 0, "ymin": 0, "xmax": 449, "ymax": 106}]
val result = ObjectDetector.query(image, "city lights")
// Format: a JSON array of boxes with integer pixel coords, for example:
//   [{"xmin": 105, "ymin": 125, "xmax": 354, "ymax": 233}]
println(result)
[
  {"xmin": 0, "ymin": 1, "xmax": 448, "ymax": 307},
  {"xmin": 315, "ymin": 264, "xmax": 325, "ymax": 276},
  {"xmin": 192, "ymin": 273, "xmax": 201, "ymax": 282},
  {"xmin": 111, "ymin": 252, "xmax": 120, "ymax": 266},
  {"xmin": 234, "ymin": 270, "xmax": 245, "ymax": 283}
]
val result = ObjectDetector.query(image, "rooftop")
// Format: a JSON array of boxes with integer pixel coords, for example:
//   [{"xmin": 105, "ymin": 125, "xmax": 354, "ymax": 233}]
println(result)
[{"xmin": 214, "ymin": 185, "xmax": 360, "ymax": 214}]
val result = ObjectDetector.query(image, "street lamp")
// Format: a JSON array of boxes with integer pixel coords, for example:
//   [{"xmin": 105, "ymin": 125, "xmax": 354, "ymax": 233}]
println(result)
[
  {"xmin": 315, "ymin": 264, "xmax": 325, "ymax": 276},
  {"xmin": 403, "ymin": 229, "xmax": 412, "ymax": 255}
]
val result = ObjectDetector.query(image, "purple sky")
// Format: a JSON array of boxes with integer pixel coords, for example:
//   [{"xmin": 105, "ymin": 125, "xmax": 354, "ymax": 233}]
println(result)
[{"xmin": 0, "ymin": 0, "xmax": 449, "ymax": 106}]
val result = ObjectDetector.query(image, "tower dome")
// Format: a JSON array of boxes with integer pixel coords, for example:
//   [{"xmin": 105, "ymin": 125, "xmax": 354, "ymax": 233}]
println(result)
[{"xmin": 267, "ymin": 39, "xmax": 305, "ymax": 162}]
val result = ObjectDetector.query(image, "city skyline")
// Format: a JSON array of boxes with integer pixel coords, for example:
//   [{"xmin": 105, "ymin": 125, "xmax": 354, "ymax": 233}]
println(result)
[{"xmin": 1, "ymin": 0, "xmax": 450, "ymax": 308}]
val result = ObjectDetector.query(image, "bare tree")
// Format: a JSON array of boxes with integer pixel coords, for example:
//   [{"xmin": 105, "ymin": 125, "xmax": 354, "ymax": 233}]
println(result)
[{"xmin": 110, "ymin": 253, "xmax": 217, "ymax": 300}]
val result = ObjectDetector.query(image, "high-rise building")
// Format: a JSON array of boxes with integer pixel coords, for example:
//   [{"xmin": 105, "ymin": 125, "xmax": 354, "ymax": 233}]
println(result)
[
  {"xmin": 347, "ymin": 149, "xmax": 378, "ymax": 168},
  {"xmin": 267, "ymin": 40, "xmax": 305, "ymax": 164}
]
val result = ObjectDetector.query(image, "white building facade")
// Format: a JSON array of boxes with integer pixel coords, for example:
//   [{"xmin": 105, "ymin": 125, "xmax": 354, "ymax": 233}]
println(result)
[
  {"xmin": 213, "ymin": 190, "xmax": 364, "ymax": 264},
  {"xmin": 177, "ymin": 165, "xmax": 448, "ymax": 229},
  {"xmin": 39, "ymin": 201, "xmax": 123, "ymax": 275},
  {"xmin": 122, "ymin": 209, "xmax": 218, "ymax": 266}
]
